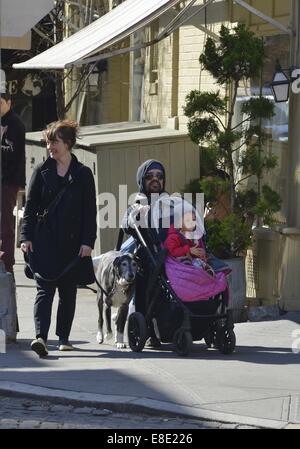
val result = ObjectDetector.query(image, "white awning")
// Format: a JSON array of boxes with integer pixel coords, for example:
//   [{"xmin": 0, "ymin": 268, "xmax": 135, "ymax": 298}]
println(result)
[
  {"xmin": 13, "ymin": 0, "xmax": 182, "ymax": 70},
  {"xmin": 13, "ymin": 0, "xmax": 292, "ymax": 71}
]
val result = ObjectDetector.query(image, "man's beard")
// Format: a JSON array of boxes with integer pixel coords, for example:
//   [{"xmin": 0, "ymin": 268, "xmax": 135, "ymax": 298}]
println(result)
[{"xmin": 149, "ymin": 181, "xmax": 161, "ymax": 192}]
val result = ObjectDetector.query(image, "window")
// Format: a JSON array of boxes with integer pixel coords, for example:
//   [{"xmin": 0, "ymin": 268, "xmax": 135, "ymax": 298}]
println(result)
[
  {"xmin": 149, "ymin": 20, "xmax": 159, "ymax": 89},
  {"xmin": 234, "ymin": 95, "xmax": 288, "ymax": 143}
]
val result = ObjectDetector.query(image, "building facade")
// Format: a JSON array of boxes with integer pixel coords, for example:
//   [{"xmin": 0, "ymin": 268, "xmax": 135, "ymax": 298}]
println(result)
[
  {"xmin": 99, "ymin": 0, "xmax": 297, "ymax": 311},
  {"xmin": 15, "ymin": 0, "xmax": 300, "ymax": 309}
]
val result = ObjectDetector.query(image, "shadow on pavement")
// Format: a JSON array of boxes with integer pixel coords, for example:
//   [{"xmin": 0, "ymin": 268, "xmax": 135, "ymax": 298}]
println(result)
[{"xmin": 2, "ymin": 338, "xmax": 300, "ymax": 366}]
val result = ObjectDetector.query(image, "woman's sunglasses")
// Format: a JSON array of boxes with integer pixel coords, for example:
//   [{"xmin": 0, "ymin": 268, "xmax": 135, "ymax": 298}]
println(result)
[{"xmin": 144, "ymin": 172, "xmax": 164, "ymax": 181}]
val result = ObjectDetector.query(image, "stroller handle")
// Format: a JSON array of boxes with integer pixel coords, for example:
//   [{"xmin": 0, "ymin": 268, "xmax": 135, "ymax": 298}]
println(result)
[{"xmin": 132, "ymin": 223, "xmax": 158, "ymax": 266}]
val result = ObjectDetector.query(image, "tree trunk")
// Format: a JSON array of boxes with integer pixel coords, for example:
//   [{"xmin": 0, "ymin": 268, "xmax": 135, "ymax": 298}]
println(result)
[
  {"xmin": 55, "ymin": 72, "xmax": 65, "ymax": 120},
  {"xmin": 227, "ymin": 80, "xmax": 239, "ymax": 213}
]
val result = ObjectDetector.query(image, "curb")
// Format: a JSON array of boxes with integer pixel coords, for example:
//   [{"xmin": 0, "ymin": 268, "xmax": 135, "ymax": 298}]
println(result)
[{"xmin": 0, "ymin": 381, "xmax": 288, "ymax": 429}]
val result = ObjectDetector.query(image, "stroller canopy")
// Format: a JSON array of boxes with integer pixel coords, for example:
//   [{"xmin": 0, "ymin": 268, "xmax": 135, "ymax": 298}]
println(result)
[
  {"xmin": 151, "ymin": 195, "xmax": 228, "ymax": 303},
  {"xmin": 151, "ymin": 195, "xmax": 205, "ymax": 241}
]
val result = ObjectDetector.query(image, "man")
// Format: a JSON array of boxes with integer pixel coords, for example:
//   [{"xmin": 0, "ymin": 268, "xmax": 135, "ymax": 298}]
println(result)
[
  {"xmin": 122, "ymin": 159, "xmax": 167, "ymax": 348},
  {"xmin": 122, "ymin": 159, "xmax": 166, "ymax": 240},
  {"xmin": 1, "ymin": 93, "xmax": 26, "ymax": 273}
]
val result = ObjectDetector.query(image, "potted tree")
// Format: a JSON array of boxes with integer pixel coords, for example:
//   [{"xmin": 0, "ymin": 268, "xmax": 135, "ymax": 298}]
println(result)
[{"xmin": 183, "ymin": 24, "xmax": 281, "ymax": 321}]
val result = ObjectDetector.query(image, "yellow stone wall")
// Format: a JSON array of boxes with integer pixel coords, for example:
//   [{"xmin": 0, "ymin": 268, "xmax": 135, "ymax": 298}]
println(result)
[
  {"xmin": 230, "ymin": 0, "xmax": 292, "ymax": 35},
  {"xmin": 142, "ymin": 0, "xmax": 292, "ymax": 131},
  {"xmin": 94, "ymin": 51, "xmax": 130, "ymax": 124},
  {"xmin": 64, "ymin": 0, "xmax": 129, "ymax": 125},
  {"xmin": 142, "ymin": 0, "xmax": 230, "ymax": 131}
]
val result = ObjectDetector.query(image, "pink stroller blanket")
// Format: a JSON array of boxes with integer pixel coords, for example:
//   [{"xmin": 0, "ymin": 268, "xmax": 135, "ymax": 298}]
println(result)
[{"xmin": 165, "ymin": 256, "xmax": 229, "ymax": 303}]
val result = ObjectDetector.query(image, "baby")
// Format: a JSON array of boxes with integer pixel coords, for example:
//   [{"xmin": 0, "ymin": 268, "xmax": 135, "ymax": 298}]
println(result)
[{"xmin": 164, "ymin": 209, "xmax": 214, "ymax": 275}]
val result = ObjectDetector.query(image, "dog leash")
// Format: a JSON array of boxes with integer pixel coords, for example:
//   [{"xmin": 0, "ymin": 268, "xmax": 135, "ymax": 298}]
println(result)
[
  {"xmin": 93, "ymin": 276, "xmax": 111, "ymax": 297},
  {"xmin": 94, "ymin": 275, "xmax": 132, "ymax": 298},
  {"xmin": 25, "ymin": 250, "xmax": 107, "ymax": 293}
]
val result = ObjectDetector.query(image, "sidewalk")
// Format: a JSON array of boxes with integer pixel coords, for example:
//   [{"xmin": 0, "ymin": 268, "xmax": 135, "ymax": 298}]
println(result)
[{"xmin": 0, "ymin": 249, "xmax": 300, "ymax": 429}]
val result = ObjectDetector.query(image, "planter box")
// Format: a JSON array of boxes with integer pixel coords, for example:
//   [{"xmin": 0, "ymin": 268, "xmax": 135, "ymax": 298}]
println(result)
[
  {"xmin": 244, "ymin": 226, "xmax": 300, "ymax": 314},
  {"xmin": 245, "ymin": 227, "xmax": 281, "ymax": 320},
  {"xmin": 224, "ymin": 257, "xmax": 246, "ymax": 323},
  {"xmin": 0, "ymin": 261, "xmax": 17, "ymax": 342},
  {"xmin": 279, "ymin": 227, "xmax": 300, "ymax": 311}
]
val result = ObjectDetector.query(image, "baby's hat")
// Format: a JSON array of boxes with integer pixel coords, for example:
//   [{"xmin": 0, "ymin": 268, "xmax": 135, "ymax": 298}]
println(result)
[
  {"xmin": 173, "ymin": 201, "xmax": 205, "ymax": 238},
  {"xmin": 173, "ymin": 202, "xmax": 194, "ymax": 227}
]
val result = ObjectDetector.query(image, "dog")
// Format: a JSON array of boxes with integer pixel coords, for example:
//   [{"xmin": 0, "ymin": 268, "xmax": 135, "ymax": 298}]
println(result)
[{"xmin": 93, "ymin": 250, "xmax": 138, "ymax": 349}]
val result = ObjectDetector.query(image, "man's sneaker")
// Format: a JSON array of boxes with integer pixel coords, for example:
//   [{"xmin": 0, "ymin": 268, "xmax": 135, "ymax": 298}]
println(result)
[
  {"xmin": 58, "ymin": 340, "xmax": 74, "ymax": 351},
  {"xmin": 146, "ymin": 335, "xmax": 161, "ymax": 348},
  {"xmin": 31, "ymin": 338, "xmax": 48, "ymax": 357}
]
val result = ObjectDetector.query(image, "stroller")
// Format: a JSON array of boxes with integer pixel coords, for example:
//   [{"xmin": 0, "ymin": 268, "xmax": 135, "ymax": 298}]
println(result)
[{"xmin": 119, "ymin": 196, "xmax": 236, "ymax": 357}]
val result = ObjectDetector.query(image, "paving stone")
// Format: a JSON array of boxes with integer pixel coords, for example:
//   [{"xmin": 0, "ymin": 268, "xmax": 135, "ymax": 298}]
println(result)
[
  {"xmin": 0, "ymin": 394, "xmax": 260, "ymax": 429},
  {"xmin": 73, "ymin": 407, "xmax": 94, "ymax": 414},
  {"xmin": 219, "ymin": 423, "xmax": 239, "ymax": 429},
  {"xmin": 22, "ymin": 401, "xmax": 36, "ymax": 408},
  {"xmin": 179, "ymin": 424, "xmax": 204, "ymax": 429},
  {"xmin": 50, "ymin": 405, "xmax": 73, "ymax": 413},
  {"xmin": 40, "ymin": 422, "xmax": 61, "ymax": 429},
  {"xmin": 0, "ymin": 419, "xmax": 18, "ymax": 428},
  {"xmin": 92, "ymin": 409, "xmax": 113, "ymax": 416},
  {"xmin": 198, "ymin": 421, "xmax": 222, "ymax": 428},
  {"xmin": 18, "ymin": 420, "xmax": 41, "ymax": 429},
  {"xmin": 61, "ymin": 424, "xmax": 80, "ymax": 429},
  {"xmin": 28, "ymin": 406, "xmax": 48, "ymax": 412}
]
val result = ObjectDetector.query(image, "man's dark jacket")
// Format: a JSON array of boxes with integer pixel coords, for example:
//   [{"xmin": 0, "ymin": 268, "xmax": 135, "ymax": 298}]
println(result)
[
  {"xmin": 1, "ymin": 109, "xmax": 26, "ymax": 187},
  {"xmin": 20, "ymin": 154, "xmax": 97, "ymax": 280}
]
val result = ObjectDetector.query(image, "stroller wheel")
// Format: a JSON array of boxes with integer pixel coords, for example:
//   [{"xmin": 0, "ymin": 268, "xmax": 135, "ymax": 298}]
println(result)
[
  {"xmin": 218, "ymin": 329, "xmax": 236, "ymax": 354},
  {"xmin": 128, "ymin": 312, "xmax": 148, "ymax": 352},
  {"xmin": 173, "ymin": 329, "xmax": 193, "ymax": 356},
  {"xmin": 204, "ymin": 331, "xmax": 218, "ymax": 349},
  {"xmin": 204, "ymin": 322, "xmax": 220, "ymax": 349}
]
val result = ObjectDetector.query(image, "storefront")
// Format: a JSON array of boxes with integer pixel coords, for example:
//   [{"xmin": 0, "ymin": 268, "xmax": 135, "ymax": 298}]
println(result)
[{"xmin": 1, "ymin": 54, "xmax": 57, "ymax": 132}]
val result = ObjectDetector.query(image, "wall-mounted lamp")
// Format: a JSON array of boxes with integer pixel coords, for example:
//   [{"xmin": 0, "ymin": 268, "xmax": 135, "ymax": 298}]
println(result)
[{"xmin": 271, "ymin": 60, "xmax": 300, "ymax": 103}]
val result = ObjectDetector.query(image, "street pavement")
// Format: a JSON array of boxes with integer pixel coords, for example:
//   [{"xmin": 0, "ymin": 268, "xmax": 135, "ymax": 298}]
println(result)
[
  {"xmin": 0, "ymin": 394, "xmax": 257, "ymax": 429},
  {"xmin": 0, "ymin": 249, "xmax": 300, "ymax": 429}
]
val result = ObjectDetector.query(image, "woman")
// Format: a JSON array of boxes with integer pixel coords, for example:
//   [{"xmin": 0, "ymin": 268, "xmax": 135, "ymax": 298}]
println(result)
[{"xmin": 20, "ymin": 120, "xmax": 97, "ymax": 357}]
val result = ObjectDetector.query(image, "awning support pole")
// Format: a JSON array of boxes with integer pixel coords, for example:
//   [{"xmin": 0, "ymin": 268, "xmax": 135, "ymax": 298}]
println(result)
[
  {"xmin": 157, "ymin": 0, "xmax": 198, "ymax": 38},
  {"xmin": 67, "ymin": 39, "xmax": 158, "ymax": 67},
  {"xmin": 157, "ymin": 0, "xmax": 215, "ymax": 40},
  {"xmin": 69, "ymin": 0, "xmax": 217, "ymax": 67},
  {"xmin": 233, "ymin": 0, "xmax": 294, "ymax": 36}
]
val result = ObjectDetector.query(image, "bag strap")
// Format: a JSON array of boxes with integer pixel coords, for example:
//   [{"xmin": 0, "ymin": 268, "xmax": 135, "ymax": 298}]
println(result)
[{"xmin": 38, "ymin": 165, "xmax": 85, "ymax": 220}]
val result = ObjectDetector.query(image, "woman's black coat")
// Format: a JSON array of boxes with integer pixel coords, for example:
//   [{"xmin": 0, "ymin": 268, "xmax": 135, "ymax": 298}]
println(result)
[{"xmin": 20, "ymin": 154, "xmax": 97, "ymax": 280}]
